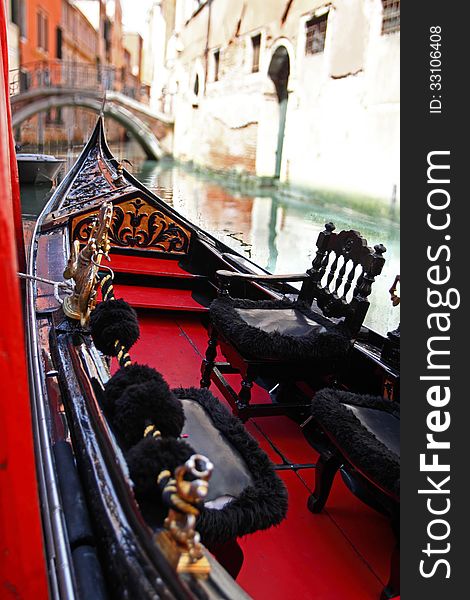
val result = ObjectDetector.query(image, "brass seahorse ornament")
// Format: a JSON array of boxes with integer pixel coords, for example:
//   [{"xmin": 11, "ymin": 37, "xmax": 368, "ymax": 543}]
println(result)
[{"xmin": 63, "ymin": 202, "xmax": 113, "ymax": 326}]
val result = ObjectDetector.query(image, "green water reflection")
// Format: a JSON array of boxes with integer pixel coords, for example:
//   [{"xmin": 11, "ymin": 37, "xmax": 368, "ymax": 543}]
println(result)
[{"xmin": 20, "ymin": 142, "xmax": 400, "ymax": 336}]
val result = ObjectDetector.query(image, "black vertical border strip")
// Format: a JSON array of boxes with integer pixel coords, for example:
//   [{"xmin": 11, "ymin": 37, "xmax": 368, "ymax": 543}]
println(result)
[{"xmin": 402, "ymin": 2, "xmax": 467, "ymax": 598}]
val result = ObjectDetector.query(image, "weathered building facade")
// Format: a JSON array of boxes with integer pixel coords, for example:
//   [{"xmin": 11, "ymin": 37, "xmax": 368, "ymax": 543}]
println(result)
[
  {"xmin": 162, "ymin": 0, "xmax": 400, "ymax": 203},
  {"xmin": 9, "ymin": 0, "xmax": 136, "ymax": 145},
  {"xmin": 11, "ymin": 0, "xmax": 62, "ymax": 65},
  {"xmin": 57, "ymin": 0, "xmax": 100, "ymax": 144},
  {"xmin": 123, "ymin": 32, "xmax": 142, "ymax": 78}
]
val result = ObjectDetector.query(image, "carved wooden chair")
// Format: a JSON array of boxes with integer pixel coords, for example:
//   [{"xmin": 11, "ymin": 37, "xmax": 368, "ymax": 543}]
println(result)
[
  {"xmin": 306, "ymin": 388, "xmax": 400, "ymax": 599},
  {"xmin": 200, "ymin": 222, "xmax": 386, "ymax": 419}
]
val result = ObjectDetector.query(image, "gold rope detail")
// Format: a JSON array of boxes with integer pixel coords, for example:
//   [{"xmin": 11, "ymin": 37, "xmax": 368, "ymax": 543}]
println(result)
[
  {"xmin": 157, "ymin": 470, "xmax": 171, "ymax": 484},
  {"xmin": 114, "ymin": 340, "xmax": 132, "ymax": 368},
  {"xmin": 144, "ymin": 424, "xmax": 161, "ymax": 438},
  {"xmin": 169, "ymin": 494, "xmax": 200, "ymax": 516}
]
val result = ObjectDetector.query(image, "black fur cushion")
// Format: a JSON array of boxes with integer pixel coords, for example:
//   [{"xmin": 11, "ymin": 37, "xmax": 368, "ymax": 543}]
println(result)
[
  {"xmin": 104, "ymin": 364, "xmax": 167, "ymax": 414},
  {"xmin": 126, "ymin": 437, "xmax": 196, "ymax": 525},
  {"xmin": 103, "ymin": 365, "xmax": 185, "ymax": 449},
  {"xmin": 210, "ymin": 297, "xmax": 351, "ymax": 362},
  {"xmin": 174, "ymin": 387, "xmax": 288, "ymax": 545},
  {"xmin": 312, "ymin": 389, "xmax": 400, "ymax": 496},
  {"xmin": 126, "ymin": 436, "xmax": 195, "ymax": 498},
  {"xmin": 125, "ymin": 387, "xmax": 288, "ymax": 544},
  {"xmin": 90, "ymin": 299, "xmax": 140, "ymax": 356}
]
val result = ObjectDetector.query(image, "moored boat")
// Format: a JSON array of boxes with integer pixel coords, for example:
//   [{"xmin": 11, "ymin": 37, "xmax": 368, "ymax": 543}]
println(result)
[
  {"xmin": 23, "ymin": 117, "xmax": 400, "ymax": 600},
  {"xmin": 17, "ymin": 152, "xmax": 65, "ymax": 184}
]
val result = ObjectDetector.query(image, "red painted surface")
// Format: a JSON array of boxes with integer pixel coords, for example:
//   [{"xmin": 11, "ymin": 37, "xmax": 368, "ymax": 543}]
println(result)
[
  {"xmin": 0, "ymin": 4, "xmax": 48, "ymax": 597},
  {"xmin": 167, "ymin": 313, "xmax": 225, "ymax": 360},
  {"xmin": 243, "ymin": 420, "xmax": 283, "ymax": 465},
  {"xmin": 126, "ymin": 297, "xmax": 394, "ymax": 600},
  {"xmin": 237, "ymin": 471, "xmax": 387, "ymax": 600},
  {"xmin": 254, "ymin": 415, "xmax": 317, "ymax": 464},
  {"xmin": 298, "ymin": 468, "xmax": 395, "ymax": 585},
  {"xmin": 120, "ymin": 312, "xmax": 206, "ymax": 387},
  {"xmin": 2, "ymin": 5, "xmax": 24, "ymax": 272},
  {"xmin": 113, "ymin": 283, "xmax": 208, "ymax": 312},
  {"xmin": 110, "ymin": 253, "xmax": 199, "ymax": 278}
]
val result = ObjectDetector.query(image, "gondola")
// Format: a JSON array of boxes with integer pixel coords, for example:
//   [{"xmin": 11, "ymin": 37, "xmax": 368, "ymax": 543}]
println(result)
[{"xmin": 22, "ymin": 116, "xmax": 400, "ymax": 600}]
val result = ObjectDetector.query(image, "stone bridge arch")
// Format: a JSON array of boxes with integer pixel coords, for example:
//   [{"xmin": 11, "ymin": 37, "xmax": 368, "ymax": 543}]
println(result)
[{"xmin": 11, "ymin": 92, "xmax": 169, "ymax": 160}]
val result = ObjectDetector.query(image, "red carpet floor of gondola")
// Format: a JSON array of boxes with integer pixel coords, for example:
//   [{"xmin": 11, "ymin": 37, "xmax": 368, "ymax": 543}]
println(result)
[
  {"xmin": 113, "ymin": 308, "xmax": 394, "ymax": 600},
  {"xmin": 109, "ymin": 253, "xmax": 201, "ymax": 279},
  {"xmin": 112, "ymin": 284, "xmax": 209, "ymax": 312}
]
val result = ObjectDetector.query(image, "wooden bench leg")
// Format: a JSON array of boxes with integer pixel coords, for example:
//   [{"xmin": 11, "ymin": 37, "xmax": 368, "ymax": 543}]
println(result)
[
  {"xmin": 307, "ymin": 450, "xmax": 342, "ymax": 514},
  {"xmin": 200, "ymin": 330, "xmax": 218, "ymax": 388},
  {"xmin": 237, "ymin": 376, "xmax": 253, "ymax": 412},
  {"xmin": 207, "ymin": 538, "xmax": 244, "ymax": 579}
]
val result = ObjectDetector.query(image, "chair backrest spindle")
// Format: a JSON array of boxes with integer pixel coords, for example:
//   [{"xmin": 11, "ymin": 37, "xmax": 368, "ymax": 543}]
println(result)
[{"xmin": 299, "ymin": 223, "xmax": 386, "ymax": 336}]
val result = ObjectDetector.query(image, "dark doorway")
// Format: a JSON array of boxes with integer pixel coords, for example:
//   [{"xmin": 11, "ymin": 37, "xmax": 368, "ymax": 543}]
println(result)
[{"xmin": 267, "ymin": 46, "xmax": 290, "ymax": 178}]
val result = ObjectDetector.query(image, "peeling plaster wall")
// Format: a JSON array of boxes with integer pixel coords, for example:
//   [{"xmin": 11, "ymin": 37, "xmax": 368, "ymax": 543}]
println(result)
[
  {"xmin": 330, "ymin": 0, "xmax": 367, "ymax": 78},
  {"xmin": 167, "ymin": 0, "xmax": 399, "ymax": 203}
]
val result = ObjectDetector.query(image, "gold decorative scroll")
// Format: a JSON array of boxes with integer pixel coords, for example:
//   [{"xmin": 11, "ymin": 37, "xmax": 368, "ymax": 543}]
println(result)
[{"xmin": 70, "ymin": 197, "xmax": 191, "ymax": 255}]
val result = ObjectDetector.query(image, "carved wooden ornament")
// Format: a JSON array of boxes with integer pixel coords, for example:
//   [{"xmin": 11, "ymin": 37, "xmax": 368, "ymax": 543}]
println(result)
[{"xmin": 71, "ymin": 197, "xmax": 191, "ymax": 255}]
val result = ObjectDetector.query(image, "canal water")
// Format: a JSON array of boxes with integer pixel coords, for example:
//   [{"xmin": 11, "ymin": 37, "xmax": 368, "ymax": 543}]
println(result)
[{"xmin": 20, "ymin": 141, "xmax": 400, "ymax": 336}]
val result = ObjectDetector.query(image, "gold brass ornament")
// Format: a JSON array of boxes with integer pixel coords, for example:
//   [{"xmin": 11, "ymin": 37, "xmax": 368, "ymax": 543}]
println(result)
[
  {"xmin": 111, "ymin": 159, "xmax": 132, "ymax": 186},
  {"xmin": 156, "ymin": 454, "xmax": 213, "ymax": 577},
  {"xmin": 63, "ymin": 202, "xmax": 113, "ymax": 326}
]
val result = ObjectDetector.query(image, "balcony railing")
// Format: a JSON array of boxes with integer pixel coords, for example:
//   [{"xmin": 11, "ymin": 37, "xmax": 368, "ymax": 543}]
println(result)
[{"xmin": 9, "ymin": 60, "xmax": 144, "ymax": 102}]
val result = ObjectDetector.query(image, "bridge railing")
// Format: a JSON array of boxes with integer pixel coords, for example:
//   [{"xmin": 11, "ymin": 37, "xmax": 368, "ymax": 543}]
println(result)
[{"xmin": 9, "ymin": 60, "xmax": 143, "ymax": 101}]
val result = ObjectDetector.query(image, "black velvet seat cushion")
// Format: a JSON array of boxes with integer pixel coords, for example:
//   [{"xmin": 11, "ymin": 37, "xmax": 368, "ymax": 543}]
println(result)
[
  {"xmin": 181, "ymin": 400, "xmax": 253, "ymax": 503},
  {"xmin": 345, "ymin": 404, "xmax": 400, "ymax": 458},
  {"xmin": 311, "ymin": 389, "xmax": 400, "ymax": 496},
  {"xmin": 236, "ymin": 308, "xmax": 326, "ymax": 337},
  {"xmin": 210, "ymin": 297, "xmax": 351, "ymax": 362},
  {"xmin": 174, "ymin": 387, "xmax": 288, "ymax": 545}
]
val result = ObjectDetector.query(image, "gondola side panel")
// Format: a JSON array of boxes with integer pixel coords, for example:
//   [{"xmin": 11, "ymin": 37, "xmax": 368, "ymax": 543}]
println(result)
[{"xmin": 0, "ymin": 6, "xmax": 48, "ymax": 598}]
